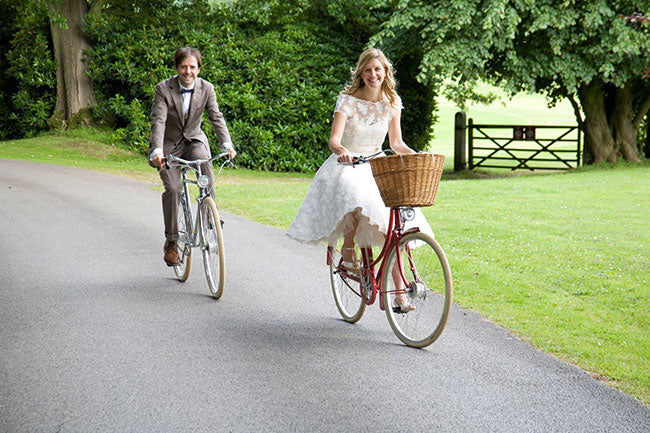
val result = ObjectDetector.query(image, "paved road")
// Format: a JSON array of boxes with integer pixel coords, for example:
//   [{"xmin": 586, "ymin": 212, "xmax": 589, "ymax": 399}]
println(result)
[{"xmin": 0, "ymin": 159, "xmax": 648, "ymax": 432}]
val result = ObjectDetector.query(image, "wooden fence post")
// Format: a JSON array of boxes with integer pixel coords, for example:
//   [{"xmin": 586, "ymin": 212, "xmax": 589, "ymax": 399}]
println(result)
[{"xmin": 454, "ymin": 111, "xmax": 467, "ymax": 171}]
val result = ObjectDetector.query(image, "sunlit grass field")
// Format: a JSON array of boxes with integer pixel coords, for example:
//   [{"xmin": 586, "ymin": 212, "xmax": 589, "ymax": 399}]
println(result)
[{"xmin": 1, "ymin": 91, "xmax": 648, "ymax": 404}]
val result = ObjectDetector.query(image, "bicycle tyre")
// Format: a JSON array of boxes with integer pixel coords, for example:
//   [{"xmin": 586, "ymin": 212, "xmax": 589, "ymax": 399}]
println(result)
[
  {"xmin": 382, "ymin": 232, "xmax": 452, "ymax": 348},
  {"xmin": 173, "ymin": 194, "xmax": 193, "ymax": 281},
  {"xmin": 200, "ymin": 197, "xmax": 226, "ymax": 299},
  {"xmin": 329, "ymin": 236, "xmax": 366, "ymax": 323}
]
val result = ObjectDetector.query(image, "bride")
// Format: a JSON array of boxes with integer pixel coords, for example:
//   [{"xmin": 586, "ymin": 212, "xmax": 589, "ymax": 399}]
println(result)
[{"xmin": 287, "ymin": 48, "xmax": 434, "ymax": 312}]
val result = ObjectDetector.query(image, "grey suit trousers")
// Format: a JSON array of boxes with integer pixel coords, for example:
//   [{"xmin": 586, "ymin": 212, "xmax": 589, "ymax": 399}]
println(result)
[{"xmin": 159, "ymin": 140, "xmax": 214, "ymax": 241}]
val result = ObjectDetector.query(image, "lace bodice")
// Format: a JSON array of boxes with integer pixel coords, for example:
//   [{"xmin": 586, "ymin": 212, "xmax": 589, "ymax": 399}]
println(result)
[
  {"xmin": 287, "ymin": 91, "xmax": 433, "ymax": 247},
  {"xmin": 334, "ymin": 94, "xmax": 402, "ymax": 155}
]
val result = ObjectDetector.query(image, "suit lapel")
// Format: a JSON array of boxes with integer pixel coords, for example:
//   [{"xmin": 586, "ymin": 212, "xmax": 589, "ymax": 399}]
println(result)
[{"xmin": 170, "ymin": 77, "xmax": 185, "ymax": 126}]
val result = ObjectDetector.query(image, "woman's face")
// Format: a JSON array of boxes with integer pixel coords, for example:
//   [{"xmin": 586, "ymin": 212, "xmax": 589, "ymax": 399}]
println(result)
[{"xmin": 361, "ymin": 58, "xmax": 385, "ymax": 89}]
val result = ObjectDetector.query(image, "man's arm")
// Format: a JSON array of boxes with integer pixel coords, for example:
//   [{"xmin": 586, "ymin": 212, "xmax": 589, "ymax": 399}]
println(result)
[
  {"xmin": 149, "ymin": 85, "xmax": 168, "ymax": 167},
  {"xmin": 204, "ymin": 84, "xmax": 234, "ymax": 152}
]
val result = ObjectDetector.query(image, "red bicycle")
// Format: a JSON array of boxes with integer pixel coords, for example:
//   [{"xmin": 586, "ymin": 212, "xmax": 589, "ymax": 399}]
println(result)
[{"xmin": 327, "ymin": 153, "xmax": 452, "ymax": 348}]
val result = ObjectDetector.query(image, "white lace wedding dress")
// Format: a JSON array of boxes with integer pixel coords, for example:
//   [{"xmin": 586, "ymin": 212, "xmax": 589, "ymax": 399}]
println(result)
[{"xmin": 287, "ymin": 94, "xmax": 434, "ymax": 247}]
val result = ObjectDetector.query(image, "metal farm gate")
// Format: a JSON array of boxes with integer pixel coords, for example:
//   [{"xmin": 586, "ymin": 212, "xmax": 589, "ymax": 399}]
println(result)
[{"xmin": 453, "ymin": 112, "xmax": 582, "ymax": 171}]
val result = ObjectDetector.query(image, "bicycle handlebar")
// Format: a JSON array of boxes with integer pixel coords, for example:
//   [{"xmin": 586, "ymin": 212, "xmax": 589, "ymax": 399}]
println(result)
[
  {"xmin": 338, "ymin": 150, "xmax": 385, "ymax": 166},
  {"xmin": 164, "ymin": 152, "xmax": 232, "ymax": 170}
]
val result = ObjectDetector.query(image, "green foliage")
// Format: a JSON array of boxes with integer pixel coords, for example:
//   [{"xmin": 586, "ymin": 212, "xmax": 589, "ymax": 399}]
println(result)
[
  {"xmin": 374, "ymin": 0, "xmax": 650, "ymax": 102},
  {"xmin": 1, "ymin": 1, "xmax": 55, "ymax": 138},
  {"xmin": 84, "ymin": 0, "xmax": 437, "ymax": 171},
  {"xmin": 373, "ymin": 0, "xmax": 650, "ymax": 161},
  {"xmin": 104, "ymin": 96, "xmax": 150, "ymax": 154},
  {"xmin": 2, "ymin": 0, "xmax": 437, "ymax": 171}
]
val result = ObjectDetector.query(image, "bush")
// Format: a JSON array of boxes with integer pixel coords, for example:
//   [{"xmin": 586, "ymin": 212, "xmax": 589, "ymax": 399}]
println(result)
[
  {"xmin": 1, "ymin": 3, "xmax": 56, "ymax": 138},
  {"xmin": 3, "ymin": 0, "xmax": 437, "ymax": 172},
  {"xmin": 85, "ymin": 1, "xmax": 358, "ymax": 171}
]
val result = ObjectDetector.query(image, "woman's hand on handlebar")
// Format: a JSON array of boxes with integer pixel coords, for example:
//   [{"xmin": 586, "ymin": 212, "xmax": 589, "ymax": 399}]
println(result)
[{"xmin": 337, "ymin": 149, "xmax": 354, "ymax": 164}]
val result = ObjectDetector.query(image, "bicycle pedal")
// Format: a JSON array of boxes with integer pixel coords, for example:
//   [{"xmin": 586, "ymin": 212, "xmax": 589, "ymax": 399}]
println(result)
[{"xmin": 392, "ymin": 306, "xmax": 412, "ymax": 314}]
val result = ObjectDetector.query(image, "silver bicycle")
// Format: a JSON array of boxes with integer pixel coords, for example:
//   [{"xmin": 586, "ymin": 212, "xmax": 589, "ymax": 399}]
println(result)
[{"xmin": 164, "ymin": 152, "xmax": 232, "ymax": 298}]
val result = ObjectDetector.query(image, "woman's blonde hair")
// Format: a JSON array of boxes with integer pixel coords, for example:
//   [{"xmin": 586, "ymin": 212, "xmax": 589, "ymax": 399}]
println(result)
[{"xmin": 342, "ymin": 48, "xmax": 398, "ymax": 109}]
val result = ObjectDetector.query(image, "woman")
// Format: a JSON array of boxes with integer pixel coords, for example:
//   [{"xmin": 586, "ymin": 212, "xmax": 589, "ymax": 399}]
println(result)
[{"xmin": 288, "ymin": 48, "xmax": 434, "ymax": 311}]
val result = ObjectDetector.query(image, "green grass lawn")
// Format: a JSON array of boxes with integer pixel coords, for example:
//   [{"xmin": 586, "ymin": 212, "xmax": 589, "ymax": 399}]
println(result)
[{"xmin": 1, "ymin": 101, "xmax": 648, "ymax": 404}]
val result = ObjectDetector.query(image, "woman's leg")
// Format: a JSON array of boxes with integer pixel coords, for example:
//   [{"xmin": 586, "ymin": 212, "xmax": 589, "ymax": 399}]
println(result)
[
  {"xmin": 390, "ymin": 240, "xmax": 415, "ymax": 312},
  {"xmin": 341, "ymin": 211, "xmax": 359, "ymax": 263}
]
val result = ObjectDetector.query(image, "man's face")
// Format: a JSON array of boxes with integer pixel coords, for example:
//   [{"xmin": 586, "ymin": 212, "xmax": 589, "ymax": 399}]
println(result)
[{"xmin": 176, "ymin": 55, "xmax": 200, "ymax": 87}]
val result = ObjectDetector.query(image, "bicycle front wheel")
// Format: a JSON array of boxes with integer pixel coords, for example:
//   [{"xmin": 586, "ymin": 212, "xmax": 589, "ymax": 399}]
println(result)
[
  {"xmin": 329, "ymin": 236, "xmax": 366, "ymax": 323},
  {"xmin": 382, "ymin": 232, "xmax": 452, "ymax": 348},
  {"xmin": 173, "ymin": 194, "xmax": 193, "ymax": 281},
  {"xmin": 200, "ymin": 197, "xmax": 225, "ymax": 299}
]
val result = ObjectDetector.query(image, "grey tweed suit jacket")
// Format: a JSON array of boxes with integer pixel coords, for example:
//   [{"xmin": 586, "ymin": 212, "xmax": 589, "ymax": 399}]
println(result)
[{"xmin": 149, "ymin": 76, "xmax": 232, "ymax": 167}]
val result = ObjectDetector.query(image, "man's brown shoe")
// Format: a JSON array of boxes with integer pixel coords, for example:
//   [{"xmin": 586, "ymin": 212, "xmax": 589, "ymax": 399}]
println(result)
[{"xmin": 164, "ymin": 240, "xmax": 180, "ymax": 266}]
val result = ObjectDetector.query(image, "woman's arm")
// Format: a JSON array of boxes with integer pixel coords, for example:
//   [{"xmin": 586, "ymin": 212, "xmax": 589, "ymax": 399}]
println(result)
[
  {"xmin": 329, "ymin": 112, "xmax": 354, "ymax": 163},
  {"xmin": 388, "ymin": 110, "xmax": 415, "ymax": 155}
]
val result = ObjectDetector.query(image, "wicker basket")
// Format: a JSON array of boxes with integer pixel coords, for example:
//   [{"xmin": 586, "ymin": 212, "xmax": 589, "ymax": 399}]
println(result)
[{"xmin": 369, "ymin": 153, "xmax": 444, "ymax": 207}]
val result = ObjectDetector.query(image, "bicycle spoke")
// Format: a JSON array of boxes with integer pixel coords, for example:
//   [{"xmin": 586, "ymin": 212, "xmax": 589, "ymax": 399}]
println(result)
[
  {"xmin": 173, "ymin": 195, "xmax": 193, "ymax": 281},
  {"xmin": 329, "ymin": 237, "xmax": 366, "ymax": 323},
  {"xmin": 201, "ymin": 198, "xmax": 225, "ymax": 298},
  {"xmin": 383, "ymin": 233, "xmax": 452, "ymax": 348}
]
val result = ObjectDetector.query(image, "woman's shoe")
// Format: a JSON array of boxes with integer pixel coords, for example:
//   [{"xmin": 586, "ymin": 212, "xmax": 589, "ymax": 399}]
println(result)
[
  {"xmin": 342, "ymin": 260, "xmax": 360, "ymax": 273},
  {"xmin": 341, "ymin": 247, "xmax": 360, "ymax": 273},
  {"xmin": 393, "ymin": 295, "xmax": 415, "ymax": 313}
]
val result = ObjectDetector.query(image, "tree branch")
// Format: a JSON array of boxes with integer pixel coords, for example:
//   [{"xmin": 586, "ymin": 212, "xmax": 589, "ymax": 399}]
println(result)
[
  {"xmin": 633, "ymin": 94, "xmax": 650, "ymax": 128},
  {"xmin": 567, "ymin": 93, "xmax": 585, "ymax": 130}
]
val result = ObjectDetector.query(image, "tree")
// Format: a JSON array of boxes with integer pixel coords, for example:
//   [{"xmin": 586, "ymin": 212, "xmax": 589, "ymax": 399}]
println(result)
[
  {"xmin": 48, "ymin": 0, "xmax": 104, "ymax": 128},
  {"xmin": 373, "ymin": 0, "xmax": 650, "ymax": 164}
]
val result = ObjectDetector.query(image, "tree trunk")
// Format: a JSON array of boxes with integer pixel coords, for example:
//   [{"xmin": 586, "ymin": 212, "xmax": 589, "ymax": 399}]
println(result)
[
  {"xmin": 611, "ymin": 84, "xmax": 641, "ymax": 162},
  {"xmin": 579, "ymin": 79, "xmax": 643, "ymax": 163},
  {"xmin": 49, "ymin": 0, "xmax": 96, "ymax": 127},
  {"xmin": 579, "ymin": 80, "xmax": 616, "ymax": 164}
]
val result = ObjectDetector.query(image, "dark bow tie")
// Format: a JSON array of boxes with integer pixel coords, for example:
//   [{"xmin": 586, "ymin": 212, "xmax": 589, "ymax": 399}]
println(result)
[{"xmin": 180, "ymin": 88, "xmax": 194, "ymax": 94}]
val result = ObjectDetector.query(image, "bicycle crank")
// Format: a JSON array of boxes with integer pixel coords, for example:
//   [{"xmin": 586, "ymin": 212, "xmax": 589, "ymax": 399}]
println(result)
[
  {"xmin": 408, "ymin": 281, "xmax": 427, "ymax": 299},
  {"xmin": 204, "ymin": 241, "xmax": 220, "ymax": 254}
]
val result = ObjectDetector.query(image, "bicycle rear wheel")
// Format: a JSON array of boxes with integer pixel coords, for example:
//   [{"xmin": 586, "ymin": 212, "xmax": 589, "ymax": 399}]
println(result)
[
  {"xmin": 329, "ymin": 236, "xmax": 366, "ymax": 323},
  {"xmin": 382, "ymin": 232, "xmax": 452, "ymax": 348},
  {"xmin": 200, "ymin": 197, "xmax": 225, "ymax": 299},
  {"xmin": 173, "ymin": 193, "xmax": 193, "ymax": 281}
]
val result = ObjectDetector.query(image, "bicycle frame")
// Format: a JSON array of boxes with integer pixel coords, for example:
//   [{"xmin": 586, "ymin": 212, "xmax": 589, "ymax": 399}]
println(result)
[
  {"xmin": 169, "ymin": 153, "xmax": 231, "ymax": 253},
  {"xmin": 327, "ymin": 207, "xmax": 420, "ymax": 311},
  {"xmin": 178, "ymin": 167, "xmax": 205, "ymax": 250}
]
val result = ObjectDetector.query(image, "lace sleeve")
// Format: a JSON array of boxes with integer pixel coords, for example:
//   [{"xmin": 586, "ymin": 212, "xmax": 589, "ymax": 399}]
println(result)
[
  {"xmin": 334, "ymin": 95, "xmax": 353, "ymax": 118},
  {"xmin": 389, "ymin": 94, "xmax": 403, "ymax": 119},
  {"xmin": 395, "ymin": 95, "xmax": 403, "ymax": 111}
]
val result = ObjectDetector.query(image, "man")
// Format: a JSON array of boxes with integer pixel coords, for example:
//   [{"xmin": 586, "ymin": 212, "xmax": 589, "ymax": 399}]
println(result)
[{"xmin": 149, "ymin": 47, "xmax": 237, "ymax": 266}]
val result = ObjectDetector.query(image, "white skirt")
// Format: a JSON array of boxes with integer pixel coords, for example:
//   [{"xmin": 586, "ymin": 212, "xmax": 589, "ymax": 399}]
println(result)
[{"xmin": 288, "ymin": 153, "xmax": 434, "ymax": 247}]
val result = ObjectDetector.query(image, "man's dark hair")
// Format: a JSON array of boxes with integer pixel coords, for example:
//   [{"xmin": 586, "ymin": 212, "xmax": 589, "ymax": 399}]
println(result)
[{"xmin": 174, "ymin": 47, "xmax": 202, "ymax": 69}]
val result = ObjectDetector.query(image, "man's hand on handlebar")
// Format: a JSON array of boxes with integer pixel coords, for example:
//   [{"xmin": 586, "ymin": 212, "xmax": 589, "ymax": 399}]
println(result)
[{"xmin": 152, "ymin": 153, "xmax": 165, "ymax": 169}]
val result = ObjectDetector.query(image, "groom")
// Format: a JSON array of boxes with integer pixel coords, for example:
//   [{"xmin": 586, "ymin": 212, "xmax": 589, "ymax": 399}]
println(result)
[{"xmin": 149, "ymin": 47, "xmax": 236, "ymax": 266}]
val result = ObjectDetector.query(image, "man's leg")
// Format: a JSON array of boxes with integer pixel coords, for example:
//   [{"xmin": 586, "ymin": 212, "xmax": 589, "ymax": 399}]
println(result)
[
  {"xmin": 158, "ymin": 156, "xmax": 183, "ymax": 266},
  {"xmin": 159, "ymin": 164, "xmax": 182, "ymax": 241}
]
